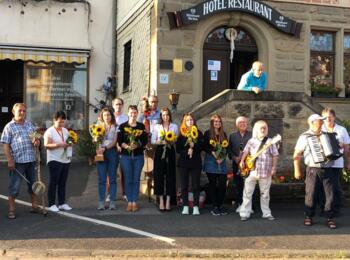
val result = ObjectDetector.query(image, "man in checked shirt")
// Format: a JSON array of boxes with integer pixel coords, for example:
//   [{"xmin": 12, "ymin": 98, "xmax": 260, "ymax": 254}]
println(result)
[
  {"xmin": 238, "ymin": 120, "xmax": 279, "ymax": 221},
  {"xmin": 1, "ymin": 103, "xmax": 40, "ymax": 219}
]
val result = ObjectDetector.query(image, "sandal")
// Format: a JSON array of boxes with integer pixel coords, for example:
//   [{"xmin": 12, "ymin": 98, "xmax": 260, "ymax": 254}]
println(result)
[
  {"xmin": 30, "ymin": 207, "xmax": 41, "ymax": 214},
  {"xmin": 327, "ymin": 219, "xmax": 337, "ymax": 229},
  {"xmin": 7, "ymin": 210, "xmax": 16, "ymax": 220},
  {"xmin": 304, "ymin": 217, "xmax": 312, "ymax": 226}
]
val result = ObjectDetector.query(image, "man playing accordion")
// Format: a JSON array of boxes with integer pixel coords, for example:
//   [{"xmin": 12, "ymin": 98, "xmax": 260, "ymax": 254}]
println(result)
[{"xmin": 293, "ymin": 114, "xmax": 337, "ymax": 229}]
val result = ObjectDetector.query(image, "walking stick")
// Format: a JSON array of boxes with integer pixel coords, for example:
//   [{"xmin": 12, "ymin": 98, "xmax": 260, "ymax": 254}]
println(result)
[{"xmin": 32, "ymin": 147, "xmax": 47, "ymax": 216}]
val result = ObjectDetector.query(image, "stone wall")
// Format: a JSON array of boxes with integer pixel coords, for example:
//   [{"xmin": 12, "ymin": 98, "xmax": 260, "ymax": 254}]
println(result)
[
  {"xmin": 155, "ymin": 0, "xmax": 350, "ymax": 112},
  {"xmin": 192, "ymin": 90, "xmax": 325, "ymax": 174},
  {"xmin": 116, "ymin": 1, "xmax": 152, "ymax": 109}
]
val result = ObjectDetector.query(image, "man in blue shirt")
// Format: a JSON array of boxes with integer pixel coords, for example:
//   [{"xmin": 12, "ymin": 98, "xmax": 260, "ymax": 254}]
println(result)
[{"xmin": 237, "ymin": 61, "xmax": 267, "ymax": 94}]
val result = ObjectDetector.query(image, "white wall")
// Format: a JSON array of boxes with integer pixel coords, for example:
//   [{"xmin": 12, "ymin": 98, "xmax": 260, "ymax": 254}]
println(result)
[
  {"xmin": 87, "ymin": 0, "xmax": 115, "ymax": 123},
  {"xmin": 0, "ymin": 0, "xmax": 115, "ymax": 124},
  {"xmin": 117, "ymin": 0, "xmax": 142, "ymax": 26},
  {"xmin": 0, "ymin": 1, "xmax": 90, "ymax": 48}
]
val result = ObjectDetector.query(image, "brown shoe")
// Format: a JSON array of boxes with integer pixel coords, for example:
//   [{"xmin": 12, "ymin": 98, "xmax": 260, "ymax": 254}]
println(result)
[
  {"xmin": 126, "ymin": 203, "xmax": 133, "ymax": 212},
  {"xmin": 132, "ymin": 203, "xmax": 139, "ymax": 212}
]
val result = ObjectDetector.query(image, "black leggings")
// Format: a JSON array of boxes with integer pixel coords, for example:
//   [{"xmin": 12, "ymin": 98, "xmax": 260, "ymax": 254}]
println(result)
[{"xmin": 206, "ymin": 172, "xmax": 227, "ymax": 208}]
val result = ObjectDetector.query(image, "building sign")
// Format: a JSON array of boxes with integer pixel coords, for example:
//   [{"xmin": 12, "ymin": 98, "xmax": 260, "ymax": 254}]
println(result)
[{"xmin": 168, "ymin": 0, "xmax": 302, "ymax": 37}]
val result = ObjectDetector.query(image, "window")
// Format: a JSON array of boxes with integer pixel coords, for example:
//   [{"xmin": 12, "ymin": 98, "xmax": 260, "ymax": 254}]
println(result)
[
  {"xmin": 25, "ymin": 62, "xmax": 87, "ymax": 130},
  {"xmin": 310, "ymin": 31, "xmax": 335, "ymax": 96},
  {"xmin": 344, "ymin": 33, "xmax": 350, "ymax": 97},
  {"xmin": 123, "ymin": 40, "xmax": 132, "ymax": 92}
]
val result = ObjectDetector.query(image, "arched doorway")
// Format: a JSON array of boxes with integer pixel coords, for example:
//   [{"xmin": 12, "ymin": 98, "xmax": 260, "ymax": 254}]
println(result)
[{"xmin": 203, "ymin": 26, "xmax": 258, "ymax": 101}]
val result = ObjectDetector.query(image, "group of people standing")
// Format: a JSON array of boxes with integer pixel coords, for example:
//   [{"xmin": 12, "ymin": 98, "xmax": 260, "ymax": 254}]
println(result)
[
  {"xmin": 1, "ymin": 99, "xmax": 349, "ymax": 230},
  {"xmin": 94, "ymin": 95, "xmax": 279, "ymax": 219}
]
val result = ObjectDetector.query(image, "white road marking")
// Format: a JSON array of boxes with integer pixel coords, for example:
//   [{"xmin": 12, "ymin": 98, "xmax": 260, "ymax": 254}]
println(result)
[{"xmin": 0, "ymin": 194, "xmax": 176, "ymax": 245}]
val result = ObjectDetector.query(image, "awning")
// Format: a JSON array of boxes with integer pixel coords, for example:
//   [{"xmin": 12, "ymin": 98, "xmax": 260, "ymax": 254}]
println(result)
[{"xmin": 0, "ymin": 45, "xmax": 90, "ymax": 64}]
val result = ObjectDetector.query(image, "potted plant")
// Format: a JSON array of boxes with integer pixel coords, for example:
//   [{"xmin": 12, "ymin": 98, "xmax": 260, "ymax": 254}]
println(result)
[{"xmin": 310, "ymin": 80, "xmax": 341, "ymax": 98}]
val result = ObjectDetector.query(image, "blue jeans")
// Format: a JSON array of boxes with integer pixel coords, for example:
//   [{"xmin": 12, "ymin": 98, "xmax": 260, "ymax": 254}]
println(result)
[
  {"xmin": 97, "ymin": 148, "xmax": 119, "ymax": 202},
  {"xmin": 120, "ymin": 154, "xmax": 144, "ymax": 202},
  {"xmin": 9, "ymin": 162, "xmax": 36, "ymax": 197}
]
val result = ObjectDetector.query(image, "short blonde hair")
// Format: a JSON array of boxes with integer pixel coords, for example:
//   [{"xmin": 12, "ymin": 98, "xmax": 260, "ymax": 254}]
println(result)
[
  {"xmin": 12, "ymin": 103, "xmax": 26, "ymax": 113},
  {"xmin": 252, "ymin": 120, "xmax": 268, "ymax": 139}
]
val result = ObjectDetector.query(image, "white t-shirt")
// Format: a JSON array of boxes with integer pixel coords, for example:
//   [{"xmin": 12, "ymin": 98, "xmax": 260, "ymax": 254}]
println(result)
[
  {"xmin": 151, "ymin": 123, "xmax": 179, "ymax": 144},
  {"xmin": 322, "ymin": 123, "xmax": 350, "ymax": 168},
  {"xmin": 115, "ymin": 113, "xmax": 128, "ymax": 131},
  {"xmin": 44, "ymin": 126, "xmax": 71, "ymax": 164}
]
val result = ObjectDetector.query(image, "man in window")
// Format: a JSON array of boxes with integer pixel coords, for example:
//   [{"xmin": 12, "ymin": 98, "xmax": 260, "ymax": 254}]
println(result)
[{"xmin": 237, "ymin": 61, "xmax": 267, "ymax": 94}]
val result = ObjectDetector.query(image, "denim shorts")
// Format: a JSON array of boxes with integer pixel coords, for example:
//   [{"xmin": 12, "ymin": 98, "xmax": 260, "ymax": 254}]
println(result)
[{"xmin": 9, "ymin": 162, "xmax": 36, "ymax": 197}]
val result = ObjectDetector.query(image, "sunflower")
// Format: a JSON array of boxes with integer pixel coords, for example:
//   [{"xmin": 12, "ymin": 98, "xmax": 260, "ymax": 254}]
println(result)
[
  {"xmin": 134, "ymin": 129, "xmax": 143, "ymax": 137},
  {"xmin": 221, "ymin": 140, "xmax": 229, "ymax": 148},
  {"xmin": 68, "ymin": 130, "xmax": 78, "ymax": 143},
  {"xmin": 165, "ymin": 131, "xmax": 176, "ymax": 142},
  {"xmin": 159, "ymin": 129, "xmax": 165, "ymax": 138},
  {"xmin": 96, "ymin": 126, "xmax": 105, "ymax": 136},
  {"xmin": 190, "ymin": 126, "xmax": 198, "ymax": 139},
  {"xmin": 209, "ymin": 139, "xmax": 217, "ymax": 147},
  {"xmin": 180, "ymin": 126, "xmax": 188, "ymax": 137},
  {"xmin": 124, "ymin": 127, "xmax": 132, "ymax": 134}
]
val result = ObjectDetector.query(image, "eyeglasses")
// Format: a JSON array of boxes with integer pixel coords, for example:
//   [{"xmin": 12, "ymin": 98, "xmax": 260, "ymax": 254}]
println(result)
[{"xmin": 150, "ymin": 101, "xmax": 158, "ymax": 103}]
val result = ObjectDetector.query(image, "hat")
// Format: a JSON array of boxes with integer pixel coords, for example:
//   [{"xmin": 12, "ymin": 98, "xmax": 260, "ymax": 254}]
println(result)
[{"xmin": 307, "ymin": 114, "xmax": 325, "ymax": 124}]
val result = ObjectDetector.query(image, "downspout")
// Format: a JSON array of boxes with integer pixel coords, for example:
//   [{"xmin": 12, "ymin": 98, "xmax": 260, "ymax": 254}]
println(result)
[{"xmin": 112, "ymin": 0, "xmax": 118, "ymax": 97}]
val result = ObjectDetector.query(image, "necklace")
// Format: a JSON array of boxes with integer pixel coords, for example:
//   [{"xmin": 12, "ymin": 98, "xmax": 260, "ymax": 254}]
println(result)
[{"xmin": 54, "ymin": 127, "xmax": 64, "ymax": 142}]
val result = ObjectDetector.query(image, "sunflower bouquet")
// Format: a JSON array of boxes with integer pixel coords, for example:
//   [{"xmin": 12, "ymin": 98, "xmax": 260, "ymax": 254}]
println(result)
[
  {"xmin": 62, "ymin": 130, "xmax": 78, "ymax": 159},
  {"xmin": 209, "ymin": 139, "xmax": 229, "ymax": 171},
  {"xmin": 89, "ymin": 123, "xmax": 106, "ymax": 161},
  {"xmin": 124, "ymin": 127, "xmax": 144, "ymax": 156},
  {"xmin": 180, "ymin": 125, "xmax": 199, "ymax": 158},
  {"xmin": 159, "ymin": 129, "xmax": 177, "ymax": 159}
]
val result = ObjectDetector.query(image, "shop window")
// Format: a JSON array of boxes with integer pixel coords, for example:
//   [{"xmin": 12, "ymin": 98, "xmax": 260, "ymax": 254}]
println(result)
[
  {"xmin": 25, "ymin": 62, "xmax": 87, "ymax": 130},
  {"xmin": 123, "ymin": 40, "xmax": 132, "ymax": 92},
  {"xmin": 310, "ymin": 31, "xmax": 336, "ymax": 96},
  {"xmin": 344, "ymin": 33, "xmax": 350, "ymax": 97}
]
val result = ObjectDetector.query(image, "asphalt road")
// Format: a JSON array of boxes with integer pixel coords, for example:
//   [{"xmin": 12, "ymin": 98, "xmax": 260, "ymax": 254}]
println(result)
[{"xmin": 0, "ymin": 162, "xmax": 350, "ymax": 258}]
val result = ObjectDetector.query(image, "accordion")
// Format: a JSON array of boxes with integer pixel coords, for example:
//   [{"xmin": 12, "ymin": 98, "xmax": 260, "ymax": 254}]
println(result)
[{"xmin": 306, "ymin": 132, "xmax": 343, "ymax": 164}]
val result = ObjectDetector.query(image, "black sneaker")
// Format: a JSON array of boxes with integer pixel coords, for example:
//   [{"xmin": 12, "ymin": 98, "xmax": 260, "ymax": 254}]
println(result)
[
  {"xmin": 219, "ymin": 206, "xmax": 228, "ymax": 216},
  {"xmin": 210, "ymin": 207, "xmax": 221, "ymax": 216}
]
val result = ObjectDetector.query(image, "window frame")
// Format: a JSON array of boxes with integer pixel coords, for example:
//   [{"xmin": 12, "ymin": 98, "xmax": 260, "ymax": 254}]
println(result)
[
  {"xmin": 310, "ymin": 30, "xmax": 336, "ymax": 92},
  {"xmin": 122, "ymin": 40, "xmax": 132, "ymax": 93}
]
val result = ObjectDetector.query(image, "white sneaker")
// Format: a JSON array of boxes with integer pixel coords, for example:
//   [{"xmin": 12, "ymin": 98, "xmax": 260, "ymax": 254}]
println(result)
[
  {"xmin": 48, "ymin": 205, "xmax": 60, "ymax": 212},
  {"xmin": 192, "ymin": 206, "xmax": 200, "ymax": 216},
  {"xmin": 182, "ymin": 206, "xmax": 189, "ymax": 215},
  {"xmin": 263, "ymin": 215, "xmax": 275, "ymax": 221},
  {"xmin": 236, "ymin": 205, "xmax": 241, "ymax": 213},
  {"xmin": 58, "ymin": 204, "xmax": 72, "ymax": 211},
  {"xmin": 105, "ymin": 194, "xmax": 110, "ymax": 202}
]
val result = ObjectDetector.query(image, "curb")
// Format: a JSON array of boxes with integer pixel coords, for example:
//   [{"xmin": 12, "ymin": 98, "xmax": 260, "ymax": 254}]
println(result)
[{"xmin": 2, "ymin": 249, "xmax": 350, "ymax": 259}]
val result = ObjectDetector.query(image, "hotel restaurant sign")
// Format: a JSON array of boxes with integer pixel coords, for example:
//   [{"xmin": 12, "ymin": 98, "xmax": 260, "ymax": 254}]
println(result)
[{"xmin": 168, "ymin": 0, "xmax": 302, "ymax": 37}]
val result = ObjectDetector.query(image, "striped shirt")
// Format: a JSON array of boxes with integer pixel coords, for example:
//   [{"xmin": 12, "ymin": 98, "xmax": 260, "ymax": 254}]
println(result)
[{"xmin": 1, "ymin": 119, "xmax": 36, "ymax": 163}]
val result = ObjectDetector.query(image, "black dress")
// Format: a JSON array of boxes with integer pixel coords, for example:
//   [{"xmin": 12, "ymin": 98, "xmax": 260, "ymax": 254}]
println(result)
[{"xmin": 152, "ymin": 123, "xmax": 178, "ymax": 197}]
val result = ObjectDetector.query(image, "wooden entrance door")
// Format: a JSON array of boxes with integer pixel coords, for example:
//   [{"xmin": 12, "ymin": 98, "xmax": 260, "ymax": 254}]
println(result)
[
  {"xmin": 203, "ymin": 48, "xmax": 230, "ymax": 101},
  {"xmin": 0, "ymin": 61, "xmax": 24, "ymax": 131},
  {"xmin": 202, "ymin": 27, "xmax": 258, "ymax": 101}
]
